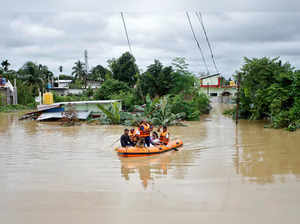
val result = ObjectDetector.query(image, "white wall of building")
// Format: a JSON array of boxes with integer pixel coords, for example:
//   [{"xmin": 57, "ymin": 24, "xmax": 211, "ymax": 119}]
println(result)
[{"xmin": 202, "ymin": 76, "xmax": 219, "ymax": 86}]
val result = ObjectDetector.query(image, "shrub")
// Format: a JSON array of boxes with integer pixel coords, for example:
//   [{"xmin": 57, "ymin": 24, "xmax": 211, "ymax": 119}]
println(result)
[{"xmin": 94, "ymin": 79, "xmax": 131, "ymax": 100}]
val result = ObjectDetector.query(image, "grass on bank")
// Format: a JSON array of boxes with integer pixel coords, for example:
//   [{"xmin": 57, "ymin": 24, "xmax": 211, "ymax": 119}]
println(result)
[{"xmin": 0, "ymin": 103, "xmax": 36, "ymax": 113}]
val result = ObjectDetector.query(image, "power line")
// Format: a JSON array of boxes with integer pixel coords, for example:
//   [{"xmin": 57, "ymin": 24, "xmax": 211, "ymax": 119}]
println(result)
[
  {"xmin": 195, "ymin": 12, "xmax": 219, "ymax": 74},
  {"xmin": 186, "ymin": 12, "xmax": 210, "ymax": 75},
  {"xmin": 120, "ymin": 12, "xmax": 133, "ymax": 54}
]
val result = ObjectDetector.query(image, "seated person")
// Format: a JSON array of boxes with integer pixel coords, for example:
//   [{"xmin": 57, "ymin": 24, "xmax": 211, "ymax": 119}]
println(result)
[
  {"xmin": 150, "ymin": 132, "xmax": 160, "ymax": 146},
  {"xmin": 120, "ymin": 128, "xmax": 134, "ymax": 147},
  {"xmin": 158, "ymin": 126, "xmax": 170, "ymax": 145},
  {"xmin": 129, "ymin": 128, "xmax": 139, "ymax": 146}
]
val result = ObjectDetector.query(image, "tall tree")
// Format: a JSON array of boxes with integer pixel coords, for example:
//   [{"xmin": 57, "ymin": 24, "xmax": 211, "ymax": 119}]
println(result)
[
  {"xmin": 90, "ymin": 65, "xmax": 111, "ymax": 82},
  {"xmin": 1, "ymin": 60, "xmax": 11, "ymax": 72},
  {"xmin": 18, "ymin": 62, "xmax": 45, "ymax": 94},
  {"xmin": 72, "ymin": 60, "xmax": 87, "ymax": 88},
  {"xmin": 138, "ymin": 60, "xmax": 176, "ymax": 98},
  {"xmin": 109, "ymin": 52, "xmax": 139, "ymax": 87}
]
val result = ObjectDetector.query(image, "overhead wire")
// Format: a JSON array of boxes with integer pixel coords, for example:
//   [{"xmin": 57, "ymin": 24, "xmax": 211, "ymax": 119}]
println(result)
[
  {"xmin": 186, "ymin": 12, "xmax": 210, "ymax": 75},
  {"xmin": 195, "ymin": 12, "xmax": 219, "ymax": 74},
  {"xmin": 120, "ymin": 12, "xmax": 133, "ymax": 55}
]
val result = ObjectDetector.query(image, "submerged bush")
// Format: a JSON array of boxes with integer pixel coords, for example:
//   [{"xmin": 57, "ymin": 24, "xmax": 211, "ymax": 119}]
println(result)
[
  {"xmin": 169, "ymin": 92, "xmax": 210, "ymax": 121},
  {"xmin": 237, "ymin": 57, "xmax": 300, "ymax": 131}
]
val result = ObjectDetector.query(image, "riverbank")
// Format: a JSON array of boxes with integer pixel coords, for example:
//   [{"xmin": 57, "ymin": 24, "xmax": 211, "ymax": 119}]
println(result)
[{"xmin": 0, "ymin": 104, "xmax": 36, "ymax": 113}]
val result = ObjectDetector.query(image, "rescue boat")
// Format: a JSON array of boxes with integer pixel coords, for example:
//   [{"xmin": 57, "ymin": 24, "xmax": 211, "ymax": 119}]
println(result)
[{"xmin": 117, "ymin": 139, "xmax": 183, "ymax": 157}]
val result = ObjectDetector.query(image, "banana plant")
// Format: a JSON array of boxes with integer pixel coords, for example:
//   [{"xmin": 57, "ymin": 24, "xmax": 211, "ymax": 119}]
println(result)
[{"xmin": 97, "ymin": 102, "xmax": 121, "ymax": 124}]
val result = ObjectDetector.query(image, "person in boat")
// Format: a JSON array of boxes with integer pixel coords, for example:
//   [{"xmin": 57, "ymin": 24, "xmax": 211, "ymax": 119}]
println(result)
[
  {"xmin": 138, "ymin": 120, "xmax": 152, "ymax": 147},
  {"xmin": 129, "ymin": 128, "xmax": 139, "ymax": 146},
  {"xmin": 158, "ymin": 126, "xmax": 169, "ymax": 145},
  {"xmin": 120, "ymin": 128, "xmax": 134, "ymax": 147},
  {"xmin": 150, "ymin": 131, "xmax": 160, "ymax": 146}
]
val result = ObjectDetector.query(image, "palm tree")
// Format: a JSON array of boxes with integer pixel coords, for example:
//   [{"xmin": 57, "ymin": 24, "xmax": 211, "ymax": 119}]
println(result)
[
  {"xmin": 18, "ymin": 62, "xmax": 45, "ymax": 92},
  {"xmin": 1, "ymin": 60, "xmax": 10, "ymax": 72},
  {"xmin": 39, "ymin": 64, "xmax": 53, "ymax": 84},
  {"xmin": 72, "ymin": 60, "xmax": 87, "ymax": 88}
]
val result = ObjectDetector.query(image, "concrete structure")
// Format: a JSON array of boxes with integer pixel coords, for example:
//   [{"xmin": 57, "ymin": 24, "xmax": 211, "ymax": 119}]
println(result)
[
  {"xmin": 0, "ymin": 79, "xmax": 17, "ymax": 105},
  {"xmin": 50, "ymin": 79, "xmax": 101, "ymax": 96},
  {"xmin": 54, "ymin": 80, "xmax": 73, "ymax": 88},
  {"xmin": 199, "ymin": 74, "xmax": 237, "ymax": 103}
]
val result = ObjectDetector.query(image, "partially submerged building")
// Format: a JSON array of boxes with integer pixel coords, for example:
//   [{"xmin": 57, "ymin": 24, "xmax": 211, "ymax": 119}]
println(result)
[
  {"xmin": 199, "ymin": 74, "xmax": 237, "ymax": 103},
  {"xmin": 21, "ymin": 100, "xmax": 122, "ymax": 121},
  {"xmin": 0, "ymin": 78, "xmax": 17, "ymax": 105}
]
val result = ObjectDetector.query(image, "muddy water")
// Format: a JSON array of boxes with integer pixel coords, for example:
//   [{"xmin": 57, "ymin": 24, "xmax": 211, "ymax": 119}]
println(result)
[{"xmin": 0, "ymin": 104, "xmax": 300, "ymax": 224}]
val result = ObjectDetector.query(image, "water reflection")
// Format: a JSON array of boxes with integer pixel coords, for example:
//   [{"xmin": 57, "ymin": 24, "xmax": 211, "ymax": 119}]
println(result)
[
  {"xmin": 236, "ymin": 120, "xmax": 300, "ymax": 184},
  {"xmin": 119, "ymin": 152, "xmax": 173, "ymax": 188}
]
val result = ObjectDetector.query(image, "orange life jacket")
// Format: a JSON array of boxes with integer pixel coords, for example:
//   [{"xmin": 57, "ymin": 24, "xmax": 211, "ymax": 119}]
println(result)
[
  {"xmin": 129, "ymin": 130, "xmax": 138, "ymax": 142},
  {"xmin": 139, "ymin": 123, "xmax": 150, "ymax": 138},
  {"xmin": 159, "ymin": 131, "xmax": 169, "ymax": 145}
]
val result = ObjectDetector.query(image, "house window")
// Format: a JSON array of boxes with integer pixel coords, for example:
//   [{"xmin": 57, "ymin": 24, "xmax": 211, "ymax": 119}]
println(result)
[{"xmin": 210, "ymin": 93, "xmax": 218, "ymax": 96}]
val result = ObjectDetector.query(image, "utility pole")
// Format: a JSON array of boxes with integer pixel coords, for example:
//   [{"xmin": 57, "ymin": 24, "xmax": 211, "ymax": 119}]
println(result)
[
  {"xmin": 236, "ymin": 72, "xmax": 241, "ymax": 125},
  {"xmin": 84, "ymin": 50, "xmax": 89, "ymax": 73}
]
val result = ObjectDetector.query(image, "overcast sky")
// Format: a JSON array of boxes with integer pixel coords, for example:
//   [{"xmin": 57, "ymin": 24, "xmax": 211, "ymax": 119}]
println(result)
[{"xmin": 1, "ymin": 1, "xmax": 300, "ymax": 78}]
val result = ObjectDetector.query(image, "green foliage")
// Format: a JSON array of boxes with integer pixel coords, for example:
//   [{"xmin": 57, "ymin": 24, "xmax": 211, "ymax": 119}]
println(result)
[
  {"xmin": 110, "ymin": 91, "xmax": 141, "ymax": 112},
  {"xmin": 1, "ymin": 60, "xmax": 11, "ymax": 72},
  {"xmin": 0, "ymin": 104, "xmax": 36, "ymax": 112},
  {"xmin": 18, "ymin": 61, "xmax": 53, "ymax": 92},
  {"xmin": 53, "ymin": 92, "xmax": 89, "ymax": 103},
  {"xmin": 237, "ymin": 57, "xmax": 300, "ymax": 131},
  {"xmin": 109, "ymin": 52, "xmax": 138, "ymax": 87},
  {"xmin": 59, "ymin": 75, "xmax": 74, "ymax": 80},
  {"xmin": 223, "ymin": 107, "xmax": 236, "ymax": 116},
  {"xmin": 72, "ymin": 60, "xmax": 87, "ymax": 88},
  {"xmin": 123, "ymin": 95, "xmax": 185, "ymax": 126},
  {"xmin": 169, "ymin": 92, "xmax": 210, "ymax": 121},
  {"xmin": 16, "ymin": 80, "xmax": 36, "ymax": 105},
  {"xmin": 97, "ymin": 102, "xmax": 121, "ymax": 124},
  {"xmin": 69, "ymin": 79, "xmax": 83, "ymax": 89},
  {"xmin": 138, "ymin": 60, "xmax": 177, "ymax": 98},
  {"xmin": 90, "ymin": 65, "xmax": 111, "ymax": 81},
  {"xmin": 93, "ymin": 79, "xmax": 131, "ymax": 100}
]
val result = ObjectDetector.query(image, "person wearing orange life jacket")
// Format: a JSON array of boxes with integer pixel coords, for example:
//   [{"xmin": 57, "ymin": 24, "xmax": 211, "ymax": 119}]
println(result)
[
  {"xmin": 138, "ymin": 120, "xmax": 152, "ymax": 147},
  {"xmin": 158, "ymin": 126, "xmax": 170, "ymax": 145},
  {"xmin": 129, "ymin": 128, "xmax": 139, "ymax": 146}
]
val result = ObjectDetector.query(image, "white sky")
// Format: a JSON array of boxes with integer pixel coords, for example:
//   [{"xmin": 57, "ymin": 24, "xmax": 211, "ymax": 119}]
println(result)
[{"xmin": 1, "ymin": 1, "xmax": 300, "ymax": 78}]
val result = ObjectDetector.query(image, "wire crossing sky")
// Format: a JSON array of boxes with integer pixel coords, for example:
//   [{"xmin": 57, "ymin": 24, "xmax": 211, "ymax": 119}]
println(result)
[
  {"xmin": 120, "ymin": 12, "xmax": 133, "ymax": 55},
  {"xmin": 186, "ymin": 12, "xmax": 210, "ymax": 75},
  {"xmin": 1, "ymin": 11, "xmax": 300, "ymax": 78},
  {"xmin": 196, "ymin": 12, "xmax": 219, "ymax": 74}
]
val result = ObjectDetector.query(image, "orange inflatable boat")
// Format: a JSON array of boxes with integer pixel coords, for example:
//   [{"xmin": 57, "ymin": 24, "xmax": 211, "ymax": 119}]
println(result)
[{"xmin": 117, "ymin": 139, "xmax": 183, "ymax": 157}]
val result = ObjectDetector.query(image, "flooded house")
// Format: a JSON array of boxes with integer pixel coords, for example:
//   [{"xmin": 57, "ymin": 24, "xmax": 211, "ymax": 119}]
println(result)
[
  {"xmin": 0, "ymin": 77, "xmax": 17, "ymax": 105},
  {"xmin": 199, "ymin": 73, "xmax": 237, "ymax": 103}
]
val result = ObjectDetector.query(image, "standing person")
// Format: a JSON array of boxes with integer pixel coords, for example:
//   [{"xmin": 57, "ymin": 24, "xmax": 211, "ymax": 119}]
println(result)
[
  {"xmin": 120, "ymin": 129, "xmax": 134, "ymax": 147},
  {"xmin": 138, "ymin": 120, "xmax": 152, "ymax": 147},
  {"xmin": 158, "ymin": 126, "xmax": 170, "ymax": 145},
  {"xmin": 129, "ymin": 128, "xmax": 139, "ymax": 146}
]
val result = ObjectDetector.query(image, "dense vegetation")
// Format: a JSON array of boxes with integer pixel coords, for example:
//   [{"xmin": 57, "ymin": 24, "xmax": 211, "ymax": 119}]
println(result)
[
  {"xmin": 236, "ymin": 57, "xmax": 300, "ymax": 131},
  {"xmin": 0, "ymin": 52, "xmax": 211, "ymax": 124}
]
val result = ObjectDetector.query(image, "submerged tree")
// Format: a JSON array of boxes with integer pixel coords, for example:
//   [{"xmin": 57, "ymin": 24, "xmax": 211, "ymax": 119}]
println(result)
[{"xmin": 237, "ymin": 57, "xmax": 300, "ymax": 131}]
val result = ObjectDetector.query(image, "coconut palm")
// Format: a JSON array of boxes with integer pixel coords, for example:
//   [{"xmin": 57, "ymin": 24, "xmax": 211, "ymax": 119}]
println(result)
[
  {"xmin": 72, "ymin": 60, "xmax": 87, "ymax": 88},
  {"xmin": 18, "ymin": 62, "xmax": 45, "ymax": 91},
  {"xmin": 1, "ymin": 60, "xmax": 10, "ymax": 72}
]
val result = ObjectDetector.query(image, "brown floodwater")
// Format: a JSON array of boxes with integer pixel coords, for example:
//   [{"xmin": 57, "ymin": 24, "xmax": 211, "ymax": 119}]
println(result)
[{"xmin": 0, "ymin": 104, "xmax": 300, "ymax": 224}]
